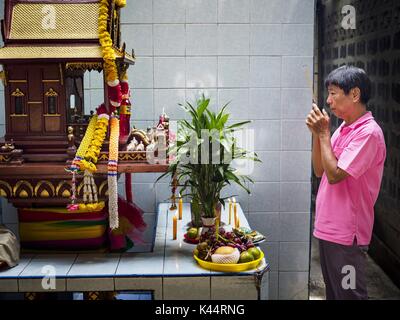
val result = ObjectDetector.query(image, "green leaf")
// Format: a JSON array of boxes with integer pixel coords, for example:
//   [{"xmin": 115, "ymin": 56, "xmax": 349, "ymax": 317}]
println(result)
[{"xmin": 227, "ymin": 120, "xmax": 251, "ymax": 130}]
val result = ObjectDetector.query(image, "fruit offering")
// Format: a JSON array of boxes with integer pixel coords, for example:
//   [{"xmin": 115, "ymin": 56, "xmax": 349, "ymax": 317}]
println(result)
[
  {"xmin": 187, "ymin": 227, "xmax": 199, "ymax": 239},
  {"xmin": 193, "ymin": 227, "xmax": 262, "ymax": 264},
  {"xmin": 211, "ymin": 246, "xmax": 240, "ymax": 264},
  {"xmin": 184, "ymin": 227, "xmax": 200, "ymax": 244}
]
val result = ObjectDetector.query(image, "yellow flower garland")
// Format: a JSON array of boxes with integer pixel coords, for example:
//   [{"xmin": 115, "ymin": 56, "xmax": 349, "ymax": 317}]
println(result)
[
  {"xmin": 99, "ymin": 0, "xmax": 118, "ymax": 83},
  {"xmin": 74, "ymin": 115, "xmax": 98, "ymax": 160},
  {"xmin": 115, "ymin": 0, "xmax": 126, "ymax": 8},
  {"xmin": 81, "ymin": 115, "xmax": 109, "ymax": 172}
]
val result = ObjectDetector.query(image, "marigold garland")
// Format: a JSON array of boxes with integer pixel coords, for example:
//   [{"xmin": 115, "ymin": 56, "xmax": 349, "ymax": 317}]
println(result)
[
  {"xmin": 80, "ymin": 114, "xmax": 109, "ymax": 173},
  {"xmin": 71, "ymin": 114, "xmax": 98, "ymax": 169},
  {"xmin": 99, "ymin": 0, "xmax": 118, "ymax": 83},
  {"xmin": 115, "ymin": 0, "xmax": 126, "ymax": 8}
]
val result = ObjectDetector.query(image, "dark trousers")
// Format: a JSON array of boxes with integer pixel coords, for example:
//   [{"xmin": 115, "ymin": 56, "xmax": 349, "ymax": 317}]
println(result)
[{"xmin": 319, "ymin": 239, "xmax": 368, "ymax": 300}]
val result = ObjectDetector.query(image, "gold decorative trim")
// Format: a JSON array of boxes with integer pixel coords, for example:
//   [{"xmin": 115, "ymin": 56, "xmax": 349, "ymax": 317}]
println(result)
[
  {"xmin": 0, "ymin": 46, "xmax": 133, "ymax": 63},
  {"xmin": 27, "ymin": 101, "xmax": 42, "ymax": 104},
  {"xmin": 98, "ymin": 154, "xmax": 108, "ymax": 161},
  {"xmin": 10, "ymin": 114, "xmax": 27, "ymax": 117},
  {"xmin": 34, "ymin": 180, "xmax": 55, "ymax": 197},
  {"xmin": 66, "ymin": 62, "xmax": 103, "ymax": 72},
  {"xmin": 45, "ymin": 88, "xmax": 58, "ymax": 97},
  {"xmin": 56, "ymin": 180, "xmax": 70, "ymax": 195},
  {"xmin": 13, "ymin": 180, "xmax": 33, "ymax": 197},
  {"xmin": 62, "ymin": 189, "xmax": 71, "ymax": 198},
  {"xmin": 99, "ymin": 180, "xmax": 108, "ymax": 196},
  {"xmin": 9, "ymin": 80, "xmax": 27, "ymax": 83},
  {"xmin": 11, "ymin": 88, "xmax": 24, "ymax": 97},
  {"xmin": 0, "ymin": 181, "xmax": 12, "ymax": 196},
  {"xmin": 44, "ymin": 114, "xmax": 61, "ymax": 117},
  {"xmin": 19, "ymin": 190, "xmax": 28, "ymax": 198},
  {"xmin": 0, "ymin": 155, "xmax": 11, "ymax": 162},
  {"xmin": 42, "ymin": 80, "xmax": 59, "ymax": 83},
  {"xmin": 98, "ymin": 152, "xmax": 147, "ymax": 162},
  {"xmin": 40, "ymin": 190, "xmax": 50, "ymax": 198}
]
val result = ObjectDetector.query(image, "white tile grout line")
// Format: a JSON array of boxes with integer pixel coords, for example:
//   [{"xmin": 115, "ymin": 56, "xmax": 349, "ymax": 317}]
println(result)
[{"xmin": 16, "ymin": 254, "xmax": 36, "ymax": 292}]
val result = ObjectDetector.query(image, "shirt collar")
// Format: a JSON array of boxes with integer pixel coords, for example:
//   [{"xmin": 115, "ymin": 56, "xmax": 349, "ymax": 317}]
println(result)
[{"xmin": 339, "ymin": 111, "xmax": 373, "ymax": 134}]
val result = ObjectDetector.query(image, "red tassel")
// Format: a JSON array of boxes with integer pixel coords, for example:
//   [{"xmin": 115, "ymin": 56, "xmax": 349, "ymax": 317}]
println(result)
[
  {"xmin": 107, "ymin": 83, "xmax": 122, "ymax": 107},
  {"xmin": 118, "ymin": 196, "xmax": 146, "ymax": 232},
  {"xmin": 121, "ymin": 81, "xmax": 129, "ymax": 96},
  {"xmin": 96, "ymin": 103, "xmax": 108, "ymax": 115}
]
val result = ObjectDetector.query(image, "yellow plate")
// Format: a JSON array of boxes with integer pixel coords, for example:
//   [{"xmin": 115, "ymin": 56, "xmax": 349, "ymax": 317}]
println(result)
[{"xmin": 194, "ymin": 249, "xmax": 264, "ymax": 272}]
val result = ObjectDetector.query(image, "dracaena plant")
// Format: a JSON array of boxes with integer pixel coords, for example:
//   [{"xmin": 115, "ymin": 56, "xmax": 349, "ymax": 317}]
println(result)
[{"xmin": 158, "ymin": 94, "xmax": 260, "ymax": 218}]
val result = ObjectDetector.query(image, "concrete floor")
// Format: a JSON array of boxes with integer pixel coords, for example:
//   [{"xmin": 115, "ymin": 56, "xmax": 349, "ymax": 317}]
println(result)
[{"xmin": 309, "ymin": 236, "xmax": 400, "ymax": 300}]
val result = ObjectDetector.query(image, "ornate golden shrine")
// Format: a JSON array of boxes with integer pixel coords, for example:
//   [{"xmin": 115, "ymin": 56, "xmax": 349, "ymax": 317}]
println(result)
[{"xmin": 0, "ymin": 0, "xmax": 167, "ymax": 208}]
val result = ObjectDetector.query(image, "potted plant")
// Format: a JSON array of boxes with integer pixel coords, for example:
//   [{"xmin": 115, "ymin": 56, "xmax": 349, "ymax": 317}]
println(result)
[{"xmin": 158, "ymin": 95, "xmax": 260, "ymax": 228}]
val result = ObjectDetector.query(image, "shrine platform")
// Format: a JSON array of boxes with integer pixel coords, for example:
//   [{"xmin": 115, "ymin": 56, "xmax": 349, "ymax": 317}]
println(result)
[{"xmin": 0, "ymin": 203, "xmax": 269, "ymax": 300}]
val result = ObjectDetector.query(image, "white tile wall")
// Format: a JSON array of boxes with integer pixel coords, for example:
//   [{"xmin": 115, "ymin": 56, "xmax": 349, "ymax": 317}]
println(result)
[
  {"xmin": 186, "ymin": 57, "xmax": 217, "ymax": 88},
  {"xmin": 218, "ymin": 56, "xmax": 249, "ymax": 88},
  {"xmin": 153, "ymin": 0, "xmax": 186, "ymax": 23},
  {"xmin": 186, "ymin": 25, "xmax": 218, "ymax": 56},
  {"xmin": 154, "ymin": 24, "xmax": 185, "ymax": 56},
  {"xmin": 88, "ymin": 71, "xmax": 104, "ymax": 89},
  {"xmin": 186, "ymin": 0, "xmax": 217, "ymax": 23},
  {"xmin": 218, "ymin": 88, "xmax": 249, "ymax": 119},
  {"xmin": 249, "ymin": 88, "xmax": 281, "ymax": 119},
  {"xmin": 154, "ymin": 57, "xmax": 185, "ymax": 88},
  {"xmin": 250, "ymin": 24, "xmax": 282, "ymax": 56},
  {"xmin": 218, "ymin": 24, "xmax": 250, "ymax": 56},
  {"xmin": 281, "ymin": 24, "xmax": 314, "ymax": 56},
  {"xmin": 250, "ymin": 57, "xmax": 281, "ymax": 88},
  {"xmin": 131, "ymin": 88, "xmax": 154, "ymax": 121},
  {"xmin": 121, "ymin": 24, "xmax": 153, "ymax": 56},
  {"xmin": 121, "ymin": 0, "xmax": 152, "ymax": 24},
  {"xmin": 250, "ymin": 0, "xmax": 283, "ymax": 23},
  {"xmin": 128, "ymin": 57, "xmax": 154, "ymax": 88},
  {"xmin": 218, "ymin": 0, "xmax": 250, "ymax": 23}
]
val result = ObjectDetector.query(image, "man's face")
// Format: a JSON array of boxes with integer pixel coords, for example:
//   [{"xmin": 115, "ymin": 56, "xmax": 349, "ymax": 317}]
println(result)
[{"xmin": 326, "ymin": 85, "xmax": 354, "ymax": 119}]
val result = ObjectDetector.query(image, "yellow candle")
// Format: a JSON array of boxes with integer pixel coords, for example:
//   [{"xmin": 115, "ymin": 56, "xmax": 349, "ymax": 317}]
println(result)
[
  {"xmin": 233, "ymin": 197, "xmax": 237, "ymax": 228},
  {"xmin": 228, "ymin": 198, "xmax": 232, "ymax": 225},
  {"xmin": 178, "ymin": 197, "xmax": 183, "ymax": 220},
  {"xmin": 173, "ymin": 214, "xmax": 177, "ymax": 240},
  {"xmin": 236, "ymin": 217, "xmax": 240, "ymax": 228}
]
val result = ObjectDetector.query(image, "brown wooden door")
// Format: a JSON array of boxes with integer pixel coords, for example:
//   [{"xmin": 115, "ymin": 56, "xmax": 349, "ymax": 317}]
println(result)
[{"xmin": 6, "ymin": 63, "xmax": 65, "ymax": 138}]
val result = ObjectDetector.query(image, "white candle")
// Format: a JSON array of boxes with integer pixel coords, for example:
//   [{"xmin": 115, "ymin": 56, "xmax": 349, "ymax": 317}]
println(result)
[{"xmin": 70, "ymin": 94, "xmax": 75, "ymax": 109}]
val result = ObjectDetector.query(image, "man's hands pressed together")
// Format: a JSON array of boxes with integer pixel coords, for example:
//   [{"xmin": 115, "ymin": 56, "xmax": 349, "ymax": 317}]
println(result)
[
  {"xmin": 306, "ymin": 104, "xmax": 330, "ymax": 137},
  {"xmin": 306, "ymin": 103, "xmax": 350, "ymax": 184}
]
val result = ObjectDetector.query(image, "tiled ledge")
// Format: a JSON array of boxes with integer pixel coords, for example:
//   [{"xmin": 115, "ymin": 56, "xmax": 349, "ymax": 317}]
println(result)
[{"xmin": 0, "ymin": 203, "xmax": 269, "ymax": 300}]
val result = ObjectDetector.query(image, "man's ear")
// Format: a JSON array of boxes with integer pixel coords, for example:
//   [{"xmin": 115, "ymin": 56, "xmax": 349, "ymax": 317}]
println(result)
[{"xmin": 351, "ymin": 87, "xmax": 361, "ymax": 103}]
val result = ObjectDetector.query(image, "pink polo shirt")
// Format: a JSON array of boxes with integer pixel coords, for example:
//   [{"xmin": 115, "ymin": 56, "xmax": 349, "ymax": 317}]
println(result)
[{"xmin": 314, "ymin": 111, "xmax": 386, "ymax": 246}]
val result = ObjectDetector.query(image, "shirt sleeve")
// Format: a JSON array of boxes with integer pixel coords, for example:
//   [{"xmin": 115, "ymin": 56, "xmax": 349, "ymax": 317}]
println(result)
[{"xmin": 337, "ymin": 132, "xmax": 379, "ymax": 179}]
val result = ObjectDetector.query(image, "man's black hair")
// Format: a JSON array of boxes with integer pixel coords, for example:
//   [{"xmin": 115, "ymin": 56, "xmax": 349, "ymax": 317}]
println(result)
[{"xmin": 325, "ymin": 65, "xmax": 371, "ymax": 105}]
